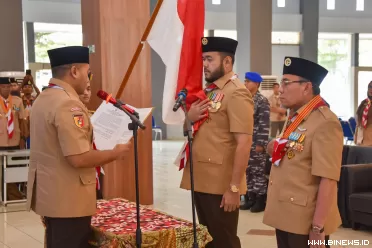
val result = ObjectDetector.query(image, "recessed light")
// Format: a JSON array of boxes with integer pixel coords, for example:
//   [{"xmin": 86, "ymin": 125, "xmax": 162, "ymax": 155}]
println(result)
[
  {"xmin": 212, "ymin": 0, "xmax": 221, "ymax": 5},
  {"xmin": 277, "ymin": 0, "xmax": 285, "ymax": 8},
  {"xmin": 327, "ymin": 0, "xmax": 335, "ymax": 10},
  {"xmin": 356, "ymin": 0, "xmax": 364, "ymax": 11}
]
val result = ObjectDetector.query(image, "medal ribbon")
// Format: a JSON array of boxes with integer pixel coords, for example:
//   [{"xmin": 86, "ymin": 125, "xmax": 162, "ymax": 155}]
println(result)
[
  {"xmin": 0, "ymin": 97, "xmax": 14, "ymax": 139},
  {"xmin": 272, "ymin": 95, "xmax": 325, "ymax": 166},
  {"xmin": 362, "ymin": 99, "xmax": 371, "ymax": 128},
  {"xmin": 179, "ymin": 74, "xmax": 237, "ymax": 170}
]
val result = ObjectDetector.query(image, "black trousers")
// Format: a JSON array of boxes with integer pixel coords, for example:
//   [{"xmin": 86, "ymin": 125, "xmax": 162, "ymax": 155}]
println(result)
[
  {"xmin": 44, "ymin": 216, "xmax": 94, "ymax": 248},
  {"xmin": 276, "ymin": 229, "xmax": 331, "ymax": 248},
  {"xmin": 194, "ymin": 192, "xmax": 241, "ymax": 248}
]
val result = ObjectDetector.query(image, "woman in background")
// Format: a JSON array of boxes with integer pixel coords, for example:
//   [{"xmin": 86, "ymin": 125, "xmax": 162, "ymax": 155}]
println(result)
[
  {"xmin": 355, "ymin": 81, "xmax": 372, "ymax": 146},
  {"xmin": 79, "ymin": 81, "xmax": 104, "ymax": 199}
]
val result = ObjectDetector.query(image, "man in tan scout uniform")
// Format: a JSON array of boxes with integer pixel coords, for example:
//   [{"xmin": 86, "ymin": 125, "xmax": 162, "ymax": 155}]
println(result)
[
  {"xmin": 0, "ymin": 77, "xmax": 27, "ymax": 150},
  {"xmin": 0, "ymin": 76, "xmax": 28, "ymax": 200},
  {"xmin": 180, "ymin": 37, "xmax": 254, "ymax": 248},
  {"xmin": 264, "ymin": 57, "xmax": 343, "ymax": 248},
  {"xmin": 27, "ymin": 46, "xmax": 131, "ymax": 248}
]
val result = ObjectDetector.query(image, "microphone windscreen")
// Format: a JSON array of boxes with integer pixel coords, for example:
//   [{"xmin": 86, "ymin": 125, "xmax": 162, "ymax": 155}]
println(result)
[{"xmin": 97, "ymin": 90, "xmax": 108, "ymax": 99}]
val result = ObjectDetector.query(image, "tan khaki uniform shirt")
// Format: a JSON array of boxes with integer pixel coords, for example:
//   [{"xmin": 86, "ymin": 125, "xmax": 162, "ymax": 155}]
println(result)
[
  {"xmin": 27, "ymin": 79, "xmax": 95, "ymax": 218},
  {"xmin": 0, "ymin": 96, "xmax": 26, "ymax": 147},
  {"xmin": 263, "ymin": 106, "xmax": 343, "ymax": 235},
  {"xmin": 355, "ymin": 106, "xmax": 372, "ymax": 146},
  {"xmin": 268, "ymin": 94, "xmax": 286, "ymax": 122},
  {"xmin": 180, "ymin": 72, "xmax": 254, "ymax": 195}
]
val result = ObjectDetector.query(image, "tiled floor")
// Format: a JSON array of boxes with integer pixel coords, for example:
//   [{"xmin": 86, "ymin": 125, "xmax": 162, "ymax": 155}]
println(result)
[{"xmin": 0, "ymin": 140, "xmax": 370, "ymax": 247}]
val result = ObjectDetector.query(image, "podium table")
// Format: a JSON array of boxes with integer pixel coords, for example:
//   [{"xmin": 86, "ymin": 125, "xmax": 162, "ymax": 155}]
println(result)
[{"xmin": 90, "ymin": 198, "xmax": 212, "ymax": 247}]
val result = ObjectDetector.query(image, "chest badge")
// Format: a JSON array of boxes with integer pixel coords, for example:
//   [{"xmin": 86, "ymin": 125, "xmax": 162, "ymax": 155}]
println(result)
[
  {"xmin": 287, "ymin": 132, "xmax": 306, "ymax": 155},
  {"xmin": 73, "ymin": 114, "xmax": 84, "ymax": 128},
  {"xmin": 208, "ymin": 91, "xmax": 224, "ymax": 112},
  {"xmin": 287, "ymin": 150, "xmax": 295, "ymax": 159}
]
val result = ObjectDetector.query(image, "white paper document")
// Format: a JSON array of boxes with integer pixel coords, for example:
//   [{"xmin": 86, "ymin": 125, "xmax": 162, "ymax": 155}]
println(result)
[{"xmin": 91, "ymin": 101, "xmax": 153, "ymax": 150}]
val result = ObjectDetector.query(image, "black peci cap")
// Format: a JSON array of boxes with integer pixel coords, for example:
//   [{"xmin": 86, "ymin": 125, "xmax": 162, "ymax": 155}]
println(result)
[
  {"xmin": 47, "ymin": 46, "xmax": 89, "ymax": 68},
  {"xmin": 282, "ymin": 57, "xmax": 328, "ymax": 87},
  {"xmin": 201, "ymin": 37, "xmax": 238, "ymax": 55}
]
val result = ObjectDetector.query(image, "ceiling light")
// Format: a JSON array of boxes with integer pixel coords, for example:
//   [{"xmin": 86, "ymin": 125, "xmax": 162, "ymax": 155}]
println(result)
[
  {"xmin": 277, "ymin": 0, "xmax": 285, "ymax": 8},
  {"xmin": 212, "ymin": 0, "xmax": 221, "ymax": 5},
  {"xmin": 356, "ymin": 0, "xmax": 364, "ymax": 11},
  {"xmin": 327, "ymin": 0, "xmax": 335, "ymax": 10}
]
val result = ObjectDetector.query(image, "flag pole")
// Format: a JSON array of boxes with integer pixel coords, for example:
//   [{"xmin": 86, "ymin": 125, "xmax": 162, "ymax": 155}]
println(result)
[{"xmin": 115, "ymin": 0, "xmax": 164, "ymax": 99}]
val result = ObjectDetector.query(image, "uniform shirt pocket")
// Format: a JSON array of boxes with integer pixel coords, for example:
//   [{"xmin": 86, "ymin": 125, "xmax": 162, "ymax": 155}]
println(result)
[
  {"xmin": 278, "ymin": 189, "xmax": 308, "ymax": 207},
  {"xmin": 80, "ymin": 173, "xmax": 96, "ymax": 185}
]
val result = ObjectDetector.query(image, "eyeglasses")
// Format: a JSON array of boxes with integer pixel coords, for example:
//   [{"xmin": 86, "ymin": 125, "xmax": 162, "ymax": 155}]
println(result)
[
  {"xmin": 88, "ymin": 72, "xmax": 93, "ymax": 81},
  {"xmin": 279, "ymin": 79, "xmax": 309, "ymax": 87}
]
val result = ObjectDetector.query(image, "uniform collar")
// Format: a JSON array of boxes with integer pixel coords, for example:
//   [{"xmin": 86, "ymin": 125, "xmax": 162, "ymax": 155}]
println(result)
[
  {"xmin": 49, "ymin": 78, "xmax": 80, "ymax": 99},
  {"xmin": 292, "ymin": 96, "xmax": 322, "ymax": 121},
  {"xmin": 213, "ymin": 71, "xmax": 235, "ymax": 89}
]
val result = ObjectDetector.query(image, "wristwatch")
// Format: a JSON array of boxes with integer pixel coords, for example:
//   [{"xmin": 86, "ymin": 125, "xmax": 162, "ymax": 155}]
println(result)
[
  {"xmin": 311, "ymin": 225, "xmax": 324, "ymax": 235},
  {"xmin": 230, "ymin": 184, "xmax": 239, "ymax": 193}
]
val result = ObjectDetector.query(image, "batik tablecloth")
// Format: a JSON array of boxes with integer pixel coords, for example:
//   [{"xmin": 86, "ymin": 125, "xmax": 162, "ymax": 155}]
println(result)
[{"xmin": 90, "ymin": 198, "xmax": 212, "ymax": 248}]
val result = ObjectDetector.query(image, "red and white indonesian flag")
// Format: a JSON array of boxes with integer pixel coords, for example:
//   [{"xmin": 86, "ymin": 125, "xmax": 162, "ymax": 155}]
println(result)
[{"xmin": 147, "ymin": 0, "xmax": 205, "ymax": 125}]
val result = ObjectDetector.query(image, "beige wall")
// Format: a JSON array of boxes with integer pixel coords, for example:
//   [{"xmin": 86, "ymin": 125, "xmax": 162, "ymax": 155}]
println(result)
[{"xmin": 0, "ymin": 0, "xmax": 24, "ymax": 72}]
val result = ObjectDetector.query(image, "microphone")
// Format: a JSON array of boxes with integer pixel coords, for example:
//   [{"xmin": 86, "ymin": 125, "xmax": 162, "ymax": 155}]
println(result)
[
  {"xmin": 173, "ymin": 89, "xmax": 188, "ymax": 112},
  {"xmin": 97, "ymin": 90, "xmax": 138, "ymax": 116}
]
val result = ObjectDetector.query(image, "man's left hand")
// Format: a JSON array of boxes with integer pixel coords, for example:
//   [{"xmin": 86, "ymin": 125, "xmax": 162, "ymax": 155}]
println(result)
[
  {"xmin": 309, "ymin": 230, "xmax": 326, "ymax": 248},
  {"xmin": 20, "ymin": 139, "xmax": 26, "ymax": 149},
  {"xmin": 220, "ymin": 190, "xmax": 240, "ymax": 212},
  {"xmin": 256, "ymin": 145, "xmax": 264, "ymax": 153}
]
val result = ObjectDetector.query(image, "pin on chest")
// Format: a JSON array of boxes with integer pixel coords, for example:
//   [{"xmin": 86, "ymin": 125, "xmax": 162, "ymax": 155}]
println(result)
[
  {"xmin": 207, "ymin": 90, "xmax": 225, "ymax": 113},
  {"xmin": 285, "ymin": 126, "xmax": 308, "ymax": 159}
]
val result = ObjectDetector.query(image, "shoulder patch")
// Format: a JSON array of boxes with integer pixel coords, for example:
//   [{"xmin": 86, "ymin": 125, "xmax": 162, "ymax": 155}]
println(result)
[{"xmin": 73, "ymin": 114, "xmax": 84, "ymax": 128}]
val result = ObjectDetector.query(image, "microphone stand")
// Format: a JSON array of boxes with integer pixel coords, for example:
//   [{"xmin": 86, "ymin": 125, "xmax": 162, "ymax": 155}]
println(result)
[
  {"xmin": 181, "ymin": 101, "xmax": 199, "ymax": 248},
  {"xmin": 112, "ymin": 102, "xmax": 145, "ymax": 248}
]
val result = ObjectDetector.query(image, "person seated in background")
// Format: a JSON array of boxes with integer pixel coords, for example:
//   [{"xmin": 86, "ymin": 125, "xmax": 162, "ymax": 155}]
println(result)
[
  {"xmin": 78, "ymin": 79, "xmax": 104, "ymax": 200},
  {"xmin": 354, "ymin": 81, "xmax": 372, "ymax": 145}
]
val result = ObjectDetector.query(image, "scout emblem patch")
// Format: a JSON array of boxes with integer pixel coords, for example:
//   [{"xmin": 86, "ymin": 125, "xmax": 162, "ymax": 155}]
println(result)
[{"xmin": 73, "ymin": 114, "xmax": 84, "ymax": 128}]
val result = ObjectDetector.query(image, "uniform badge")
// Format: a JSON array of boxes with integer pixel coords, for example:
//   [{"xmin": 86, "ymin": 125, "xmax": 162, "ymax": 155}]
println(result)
[
  {"xmin": 202, "ymin": 37, "xmax": 208, "ymax": 45},
  {"xmin": 73, "ymin": 114, "xmax": 84, "ymax": 128},
  {"xmin": 285, "ymin": 58, "xmax": 291, "ymax": 67},
  {"xmin": 287, "ymin": 150, "xmax": 295, "ymax": 159}
]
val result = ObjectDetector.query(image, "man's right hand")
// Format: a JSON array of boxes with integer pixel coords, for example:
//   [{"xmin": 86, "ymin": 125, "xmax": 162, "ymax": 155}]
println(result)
[
  {"xmin": 187, "ymin": 99, "xmax": 211, "ymax": 122},
  {"xmin": 113, "ymin": 142, "xmax": 131, "ymax": 159}
]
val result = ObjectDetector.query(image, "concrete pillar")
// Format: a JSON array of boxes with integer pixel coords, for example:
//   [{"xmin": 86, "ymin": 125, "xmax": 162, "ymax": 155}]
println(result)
[
  {"xmin": 300, "ymin": 0, "xmax": 319, "ymax": 63},
  {"xmin": 236, "ymin": 0, "xmax": 272, "ymax": 77},
  {"xmin": 0, "ymin": 0, "xmax": 24, "ymax": 71}
]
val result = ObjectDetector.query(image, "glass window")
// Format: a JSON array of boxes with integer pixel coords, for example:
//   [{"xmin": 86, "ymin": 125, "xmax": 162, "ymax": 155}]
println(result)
[
  {"xmin": 318, "ymin": 33, "xmax": 352, "ymax": 118},
  {"xmin": 272, "ymin": 32, "xmax": 300, "ymax": 45},
  {"xmin": 34, "ymin": 23, "xmax": 82, "ymax": 63},
  {"xmin": 359, "ymin": 34, "xmax": 372, "ymax": 67}
]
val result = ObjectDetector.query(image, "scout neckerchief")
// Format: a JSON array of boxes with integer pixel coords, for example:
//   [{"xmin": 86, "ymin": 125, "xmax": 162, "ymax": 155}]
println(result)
[
  {"xmin": 48, "ymin": 83, "xmax": 64, "ymax": 90},
  {"xmin": 271, "ymin": 95, "xmax": 326, "ymax": 166},
  {"xmin": 179, "ymin": 74, "xmax": 237, "ymax": 170},
  {"xmin": 23, "ymin": 95, "xmax": 34, "ymax": 111},
  {"xmin": 0, "ymin": 96, "xmax": 14, "ymax": 139},
  {"xmin": 362, "ymin": 99, "xmax": 371, "ymax": 128}
]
